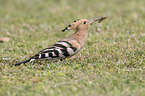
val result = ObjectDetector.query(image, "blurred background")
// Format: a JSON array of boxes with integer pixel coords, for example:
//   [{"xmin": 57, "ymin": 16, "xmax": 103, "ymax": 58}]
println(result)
[{"xmin": 0, "ymin": 0, "xmax": 144, "ymax": 35}]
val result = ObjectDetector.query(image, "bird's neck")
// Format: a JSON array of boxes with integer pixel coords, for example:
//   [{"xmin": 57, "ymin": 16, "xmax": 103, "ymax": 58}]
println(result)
[{"xmin": 73, "ymin": 29, "xmax": 88, "ymax": 47}]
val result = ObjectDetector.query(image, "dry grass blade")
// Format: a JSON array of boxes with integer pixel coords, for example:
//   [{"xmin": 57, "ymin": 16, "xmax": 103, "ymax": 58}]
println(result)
[{"xmin": 0, "ymin": 37, "xmax": 10, "ymax": 42}]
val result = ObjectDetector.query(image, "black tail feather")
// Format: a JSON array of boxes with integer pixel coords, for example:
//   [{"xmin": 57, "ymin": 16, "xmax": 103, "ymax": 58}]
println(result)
[{"xmin": 14, "ymin": 58, "xmax": 31, "ymax": 66}]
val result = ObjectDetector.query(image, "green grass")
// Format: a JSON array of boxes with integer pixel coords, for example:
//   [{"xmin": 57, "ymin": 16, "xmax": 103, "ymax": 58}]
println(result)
[{"xmin": 0, "ymin": 0, "xmax": 145, "ymax": 96}]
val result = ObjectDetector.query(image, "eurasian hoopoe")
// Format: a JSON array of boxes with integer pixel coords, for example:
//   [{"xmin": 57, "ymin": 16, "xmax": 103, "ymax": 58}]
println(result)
[{"xmin": 14, "ymin": 16, "xmax": 107, "ymax": 66}]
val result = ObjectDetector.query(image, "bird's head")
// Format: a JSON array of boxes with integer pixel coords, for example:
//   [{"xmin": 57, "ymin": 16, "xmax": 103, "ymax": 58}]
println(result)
[{"xmin": 62, "ymin": 16, "xmax": 107, "ymax": 32}]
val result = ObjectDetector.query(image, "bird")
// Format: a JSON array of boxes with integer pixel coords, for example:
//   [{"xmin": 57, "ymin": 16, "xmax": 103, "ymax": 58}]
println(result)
[{"xmin": 14, "ymin": 16, "xmax": 107, "ymax": 66}]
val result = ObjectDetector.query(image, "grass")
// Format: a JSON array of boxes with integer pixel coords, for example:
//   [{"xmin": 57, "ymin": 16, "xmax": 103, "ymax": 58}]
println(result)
[{"xmin": 0, "ymin": 0, "xmax": 145, "ymax": 96}]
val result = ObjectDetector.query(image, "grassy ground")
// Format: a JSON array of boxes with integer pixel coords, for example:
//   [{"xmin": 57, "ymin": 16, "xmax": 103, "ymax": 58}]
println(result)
[{"xmin": 0, "ymin": 0, "xmax": 145, "ymax": 96}]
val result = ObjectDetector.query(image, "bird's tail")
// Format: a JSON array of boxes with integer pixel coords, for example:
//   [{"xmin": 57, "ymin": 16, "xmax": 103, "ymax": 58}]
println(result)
[{"xmin": 14, "ymin": 58, "xmax": 31, "ymax": 66}]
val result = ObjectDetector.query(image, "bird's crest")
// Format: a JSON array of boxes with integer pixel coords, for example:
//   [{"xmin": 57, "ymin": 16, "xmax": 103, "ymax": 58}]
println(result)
[
  {"xmin": 62, "ymin": 17, "xmax": 107, "ymax": 32},
  {"xmin": 62, "ymin": 19, "xmax": 89, "ymax": 32}
]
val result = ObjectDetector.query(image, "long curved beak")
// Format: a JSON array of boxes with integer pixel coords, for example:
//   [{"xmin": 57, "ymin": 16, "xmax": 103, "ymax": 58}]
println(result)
[{"xmin": 89, "ymin": 16, "xmax": 107, "ymax": 23}]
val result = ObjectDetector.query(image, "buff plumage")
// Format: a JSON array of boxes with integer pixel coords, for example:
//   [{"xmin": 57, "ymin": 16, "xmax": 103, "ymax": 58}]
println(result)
[{"xmin": 14, "ymin": 17, "xmax": 106, "ymax": 66}]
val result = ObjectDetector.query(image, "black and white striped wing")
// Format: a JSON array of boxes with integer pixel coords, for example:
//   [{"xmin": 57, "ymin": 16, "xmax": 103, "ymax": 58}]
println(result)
[{"xmin": 30, "ymin": 41, "xmax": 77, "ymax": 60}]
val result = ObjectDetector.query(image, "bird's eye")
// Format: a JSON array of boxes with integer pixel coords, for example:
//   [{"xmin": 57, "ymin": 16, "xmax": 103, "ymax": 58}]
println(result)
[
  {"xmin": 84, "ymin": 22, "xmax": 86, "ymax": 24},
  {"xmin": 68, "ymin": 25, "xmax": 71, "ymax": 27}
]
